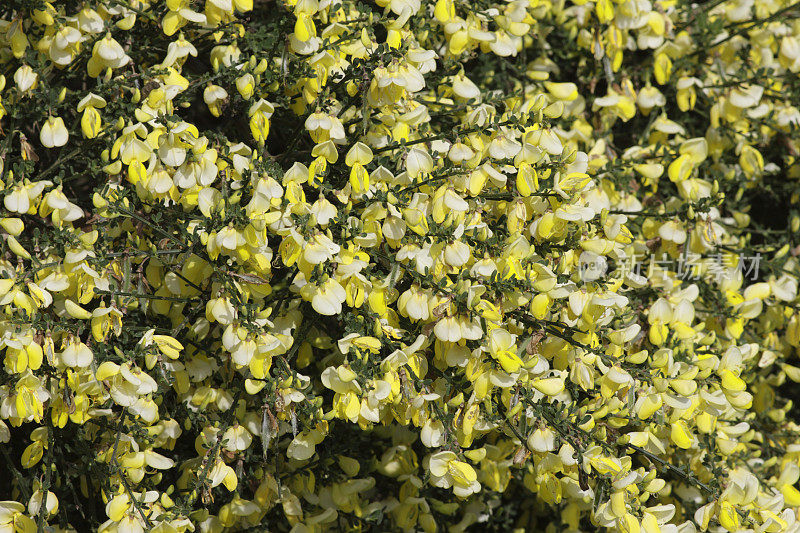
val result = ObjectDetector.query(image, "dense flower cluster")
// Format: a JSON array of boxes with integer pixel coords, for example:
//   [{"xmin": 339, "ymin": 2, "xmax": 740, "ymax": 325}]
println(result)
[{"xmin": 1, "ymin": 0, "xmax": 800, "ymax": 531}]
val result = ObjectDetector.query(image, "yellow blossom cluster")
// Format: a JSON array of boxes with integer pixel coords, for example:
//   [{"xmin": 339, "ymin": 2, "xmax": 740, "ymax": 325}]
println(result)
[{"xmin": 1, "ymin": 0, "xmax": 800, "ymax": 531}]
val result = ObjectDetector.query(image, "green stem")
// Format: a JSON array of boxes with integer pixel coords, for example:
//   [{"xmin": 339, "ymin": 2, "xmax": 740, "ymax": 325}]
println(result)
[
  {"xmin": 95, "ymin": 289, "xmax": 199, "ymax": 302},
  {"xmin": 181, "ymin": 388, "xmax": 243, "ymax": 511},
  {"xmin": 110, "ymin": 410, "xmax": 154, "ymax": 528},
  {"xmin": 36, "ymin": 411, "xmax": 53, "ymax": 533}
]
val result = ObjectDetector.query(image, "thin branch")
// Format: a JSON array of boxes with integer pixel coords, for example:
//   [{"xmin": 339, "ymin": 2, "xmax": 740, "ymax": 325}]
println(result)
[
  {"xmin": 109, "ymin": 411, "xmax": 154, "ymax": 528},
  {"xmin": 180, "ymin": 388, "xmax": 243, "ymax": 511},
  {"xmin": 36, "ymin": 379, "xmax": 54, "ymax": 533},
  {"xmin": 95, "ymin": 289, "xmax": 200, "ymax": 303}
]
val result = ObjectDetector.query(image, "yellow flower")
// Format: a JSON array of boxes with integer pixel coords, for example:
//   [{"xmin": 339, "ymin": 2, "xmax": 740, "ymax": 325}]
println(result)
[{"xmin": 40, "ymin": 116, "xmax": 69, "ymax": 148}]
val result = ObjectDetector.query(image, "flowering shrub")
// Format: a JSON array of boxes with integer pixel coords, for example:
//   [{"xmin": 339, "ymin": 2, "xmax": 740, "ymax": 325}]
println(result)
[{"xmin": 2, "ymin": 0, "xmax": 800, "ymax": 531}]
